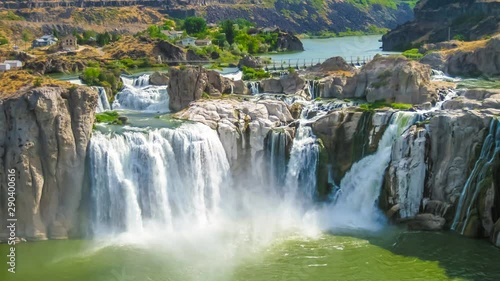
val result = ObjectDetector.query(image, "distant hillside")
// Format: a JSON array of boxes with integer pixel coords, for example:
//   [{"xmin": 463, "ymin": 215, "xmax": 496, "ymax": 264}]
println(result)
[
  {"xmin": 0, "ymin": 0, "xmax": 414, "ymax": 34},
  {"xmin": 382, "ymin": 0, "xmax": 500, "ymax": 50}
]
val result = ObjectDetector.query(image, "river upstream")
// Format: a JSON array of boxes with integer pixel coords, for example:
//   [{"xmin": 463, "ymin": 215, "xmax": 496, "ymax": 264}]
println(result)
[{"xmin": 2, "ymin": 35, "xmax": 500, "ymax": 281}]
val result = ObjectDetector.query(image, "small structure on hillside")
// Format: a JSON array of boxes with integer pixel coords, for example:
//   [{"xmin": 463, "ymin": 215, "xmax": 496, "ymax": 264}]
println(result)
[
  {"xmin": 4, "ymin": 60, "xmax": 22, "ymax": 69},
  {"xmin": 0, "ymin": 63, "xmax": 10, "ymax": 72},
  {"xmin": 0, "ymin": 60, "xmax": 22, "ymax": 72},
  {"xmin": 60, "ymin": 35, "xmax": 78, "ymax": 51},
  {"xmin": 162, "ymin": 30, "xmax": 184, "ymax": 40},
  {"xmin": 32, "ymin": 35, "xmax": 58, "ymax": 48},
  {"xmin": 195, "ymin": 39, "xmax": 212, "ymax": 47},
  {"xmin": 180, "ymin": 37, "xmax": 196, "ymax": 47}
]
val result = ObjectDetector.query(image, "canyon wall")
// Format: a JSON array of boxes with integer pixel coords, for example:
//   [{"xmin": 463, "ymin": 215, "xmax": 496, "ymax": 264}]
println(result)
[{"xmin": 0, "ymin": 86, "xmax": 97, "ymax": 241}]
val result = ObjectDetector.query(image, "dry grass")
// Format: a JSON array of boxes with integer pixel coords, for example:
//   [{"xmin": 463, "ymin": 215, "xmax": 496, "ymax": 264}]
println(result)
[
  {"xmin": 442, "ymin": 38, "xmax": 490, "ymax": 55},
  {"xmin": 0, "ymin": 70, "xmax": 70, "ymax": 98}
]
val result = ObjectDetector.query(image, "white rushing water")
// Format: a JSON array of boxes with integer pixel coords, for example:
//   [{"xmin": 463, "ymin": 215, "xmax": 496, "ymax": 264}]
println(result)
[
  {"xmin": 93, "ymin": 86, "xmax": 111, "ymax": 113},
  {"xmin": 112, "ymin": 74, "xmax": 170, "ymax": 112},
  {"xmin": 313, "ymin": 112, "xmax": 418, "ymax": 230},
  {"xmin": 89, "ymin": 123, "xmax": 230, "ymax": 236}
]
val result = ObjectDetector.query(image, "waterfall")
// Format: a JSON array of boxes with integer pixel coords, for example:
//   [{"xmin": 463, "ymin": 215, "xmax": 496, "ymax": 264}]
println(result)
[
  {"xmin": 248, "ymin": 82, "xmax": 260, "ymax": 95},
  {"xmin": 93, "ymin": 86, "xmax": 111, "ymax": 113},
  {"xmin": 265, "ymin": 129, "xmax": 290, "ymax": 189},
  {"xmin": 112, "ymin": 85, "xmax": 169, "ymax": 112},
  {"xmin": 88, "ymin": 123, "xmax": 230, "ymax": 236},
  {"xmin": 452, "ymin": 119, "xmax": 500, "ymax": 234},
  {"xmin": 133, "ymin": 74, "xmax": 150, "ymax": 87},
  {"xmin": 285, "ymin": 125, "xmax": 320, "ymax": 203},
  {"xmin": 306, "ymin": 80, "xmax": 319, "ymax": 99},
  {"xmin": 325, "ymin": 112, "xmax": 418, "ymax": 229}
]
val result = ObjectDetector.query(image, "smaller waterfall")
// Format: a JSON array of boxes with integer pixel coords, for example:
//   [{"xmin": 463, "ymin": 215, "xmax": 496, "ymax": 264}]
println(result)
[
  {"xmin": 285, "ymin": 125, "xmax": 320, "ymax": 203},
  {"xmin": 327, "ymin": 112, "xmax": 418, "ymax": 229},
  {"xmin": 133, "ymin": 74, "xmax": 150, "ymax": 88},
  {"xmin": 248, "ymin": 82, "xmax": 260, "ymax": 95},
  {"xmin": 431, "ymin": 69, "xmax": 461, "ymax": 82},
  {"xmin": 452, "ymin": 119, "xmax": 500, "ymax": 233},
  {"xmin": 265, "ymin": 129, "xmax": 290, "ymax": 190},
  {"xmin": 306, "ymin": 80, "xmax": 319, "ymax": 99},
  {"xmin": 93, "ymin": 86, "xmax": 111, "ymax": 113},
  {"xmin": 112, "ymin": 85, "xmax": 169, "ymax": 112}
]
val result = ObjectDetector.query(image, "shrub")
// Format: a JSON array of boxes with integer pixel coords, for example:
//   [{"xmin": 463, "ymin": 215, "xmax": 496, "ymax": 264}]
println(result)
[{"xmin": 402, "ymin": 48, "xmax": 423, "ymax": 60}]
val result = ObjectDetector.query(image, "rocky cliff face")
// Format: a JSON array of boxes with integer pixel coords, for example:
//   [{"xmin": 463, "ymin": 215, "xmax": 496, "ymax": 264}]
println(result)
[
  {"xmin": 0, "ymin": 86, "xmax": 97, "ymax": 241},
  {"xmin": 203, "ymin": 1, "xmax": 413, "ymax": 34},
  {"xmin": 174, "ymin": 98, "xmax": 294, "ymax": 176},
  {"xmin": 168, "ymin": 67, "xmax": 238, "ymax": 112},
  {"xmin": 383, "ymin": 0, "xmax": 500, "ymax": 51}
]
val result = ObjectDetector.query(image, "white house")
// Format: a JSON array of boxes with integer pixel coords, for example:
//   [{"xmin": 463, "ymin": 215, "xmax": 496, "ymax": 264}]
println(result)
[
  {"xmin": 195, "ymin": 39, "xmax": 212, "ymax": 47},
  {"xmin": 162, "ymin": 30, "xmax": 184, "ymax": 40},
  {"xmin": 180, "ymin": 37, "xmax": 196, "ymax": 47},
  {"xmin": 32, "ymin": 35, "xmax": 58, "ymax": 48},
  {"xmin": 4, "ymin": 60, "xmax": 22, "ymax": 69},
  {"xmin": 0, "ymin": 63, "xmax": 11, "ymax": 72}
]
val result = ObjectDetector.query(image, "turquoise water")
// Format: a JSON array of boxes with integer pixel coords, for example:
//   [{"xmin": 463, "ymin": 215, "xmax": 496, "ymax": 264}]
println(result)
[
  {"xmin": 259, "ymin": 35, "xmax": 400, "ymax": 62},
  {"xmin": 1, "ymin": 228, "xmax": 499, "ymax": 281}
]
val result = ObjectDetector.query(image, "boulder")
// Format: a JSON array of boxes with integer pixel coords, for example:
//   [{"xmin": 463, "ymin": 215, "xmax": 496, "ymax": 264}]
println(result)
[
  {"xmin": 276, "ymin": 32, "xmax": 304, "ymax": 51},
  {"xmin": 238, "ymin": 55, "xmax": 265, "ymax": 69},
  {"xmin": 420, "ymin": 52, "xmax": 447, "ymax": 72},
  {"xmin": 261, "ymin": 78, "xmax": 283, "ymax": 93},
  {"xmin": 149, "ymin": 71, "xmax": 169, "ymax": 86},
  {"xmin": 233, "ymin": 80, "xmax": 250, "ymax": 95},
  {"xmin": 280, "ymin": 73, "xmax": 305, "ymax": 95},
  {"xmin": 344, "ymin": 55, "xmax": 438, "ymax": 104},
  {"xmin": 168, "ymin": 67, "xmax": 234, "ymax": 111}
]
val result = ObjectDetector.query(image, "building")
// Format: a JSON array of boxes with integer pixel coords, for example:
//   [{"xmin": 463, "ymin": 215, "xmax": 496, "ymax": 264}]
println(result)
[
  {"xmin": 162, "ymin": 30, "xmax": 184, "ymax": 40},
  {"xmin": 0, "ymin": 63, "xmax": 10, "ymax": 72},
  {"xmin": 180, "ymin": 37, "xmax": 196, "ymax": 47},
  {"xmin": 60, "ymin": 35, "xmax": 78, "ymax": 51},
  {"xmin": 195, "ymin": 39, "xmax": 212, "ymax": 47},
  {"xmin": 32, "ymin": 35, "xmax": 58, "ymax": 48},
  {"xmin": 3, "ymin": 60, "xmax": 22, "ymax": 69}
]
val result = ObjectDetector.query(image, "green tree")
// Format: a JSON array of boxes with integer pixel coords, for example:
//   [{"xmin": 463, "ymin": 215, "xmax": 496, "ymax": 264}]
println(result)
[
  {"xmin": 221, "ymin": 20, "xmax": 235, "ymax": 45},
  {"xmin": 96, "ymin": 32, "xmax": 111, "ymax": 46},
  {"xmin": 21, "ymin": 30, "xmax": 32, "ymax": 49},
  {"xmin": 183, "ymin": 17, "xmax": 207, "ymax": 35}
]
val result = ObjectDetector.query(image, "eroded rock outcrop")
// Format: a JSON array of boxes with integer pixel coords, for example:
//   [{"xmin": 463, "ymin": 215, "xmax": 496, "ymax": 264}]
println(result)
[
  {"xmin": 312, "ymin": 110, "xmax": 393, "ymax": 184},
  {"xmin": 168, "ymin": 67, "xmax": 234, "ymax": 112},
  {"xmin": 0, "ymin": 86, "xmax": 97, "ymax": 241},
  {"xmin": 344, "ymin": 56, "xmax": 438, "ymax": 104},
  {"xmin": 174, "ymin": 98, "xmax": 294, "ymax": 174}
]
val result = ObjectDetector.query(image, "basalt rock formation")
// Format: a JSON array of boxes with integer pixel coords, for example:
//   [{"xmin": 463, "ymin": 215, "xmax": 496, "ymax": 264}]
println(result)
[
  {"xmin": 0, "ymin": 86, "xmax": 97, "ymax": 241},
  {"xmin": 168, "ymin": 67, "xmax": 236, "ymax": 112},
  {"xmin": 382, "ymin": 0, "xmax": 500, "ymax": 51}
]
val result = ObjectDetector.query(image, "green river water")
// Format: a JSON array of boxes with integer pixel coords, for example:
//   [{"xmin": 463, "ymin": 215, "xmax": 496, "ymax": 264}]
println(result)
[{"xmin": 2, "ymin": 228, "xmax": 500, "ymax": 281}]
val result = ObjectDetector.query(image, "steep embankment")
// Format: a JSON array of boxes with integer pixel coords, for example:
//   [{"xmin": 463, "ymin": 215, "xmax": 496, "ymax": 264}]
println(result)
[
  {"xmin": 202, "ymin": 0, "xmax": 414, "ymax": 34},
  {"xmin": 0, "ymin": 1, "xmax": 413, "ymax": 34},
  {"xmin": 0, "ymin": 73, "xmax": 97, "ymax": 241},
  {"xmin": 383, "ymin": 0, "xmax": 500, "ymax": 51}
]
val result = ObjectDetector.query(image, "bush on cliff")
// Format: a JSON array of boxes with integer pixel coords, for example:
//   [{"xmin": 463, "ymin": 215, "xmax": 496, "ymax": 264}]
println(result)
[
  {"xmin": 81, "ymin": 67, "xmax": 123, "ymax": 95},
  {"xmin": 242, "ymin": 66, "xmax": 270, "ymax": 80},
  {"xmin": 402, "ymin": 48, "xmax": 424, "ymax": 60}
]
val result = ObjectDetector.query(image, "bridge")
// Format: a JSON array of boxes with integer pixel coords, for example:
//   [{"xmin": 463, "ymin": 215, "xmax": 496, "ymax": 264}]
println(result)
[{"xmin": 157, "ymin": 56, "xmax": 374, "ymax": 71}]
